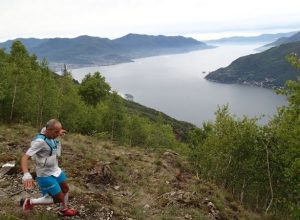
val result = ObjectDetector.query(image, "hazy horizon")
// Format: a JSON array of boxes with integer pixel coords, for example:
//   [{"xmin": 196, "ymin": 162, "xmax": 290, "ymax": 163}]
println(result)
[
  {"xmin": 1, "ymin": 0, "xmax": 300, "ymax": 42},
  {"xmin": 1, "ymin": 28, "xmax": 299, "ymax": 43}
]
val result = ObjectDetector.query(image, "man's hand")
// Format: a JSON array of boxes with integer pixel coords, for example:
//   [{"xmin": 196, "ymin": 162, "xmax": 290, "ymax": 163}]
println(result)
[
  {"xmin": 59, "ymin": 129, "xmax": 67, "ymax": 136},
  {"xmin": 22, "ymin": 172, "xmax": 35, "ymax": 190}
]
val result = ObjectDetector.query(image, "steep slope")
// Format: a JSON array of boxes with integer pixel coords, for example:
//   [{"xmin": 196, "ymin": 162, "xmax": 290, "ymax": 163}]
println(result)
[
  {"xmin": 0, "ymin": 124, "xmax": 267, "ymax": 220},
  {"xmin": 124, "ymin": 100, "xmax": 195, "ymax": 141},
  {"xmin": 205, "ymin": 41, "xmax": 300, "ymax": 89}
]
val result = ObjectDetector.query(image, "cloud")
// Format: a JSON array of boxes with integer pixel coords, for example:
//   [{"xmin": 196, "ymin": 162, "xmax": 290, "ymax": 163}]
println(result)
[{"xmin": 1, "ymin": 0, "xmax": 300, "ymax": 41}]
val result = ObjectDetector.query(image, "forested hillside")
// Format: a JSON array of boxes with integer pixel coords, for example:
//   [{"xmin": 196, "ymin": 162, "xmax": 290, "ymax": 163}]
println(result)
[
  {"xmin": 0, "ymin": 41, "xmax": 299, "ymax": 219},
  {"xmin": 205, "ymin": 41, "xmax": 300, "ymax": 88},
  {"xmin": 0, "ymin": 34, "xmax": 210, "ymax": 69},
  {"xmin": 0, "ymin": 40, "xmax": 194, "ymax": 144}
]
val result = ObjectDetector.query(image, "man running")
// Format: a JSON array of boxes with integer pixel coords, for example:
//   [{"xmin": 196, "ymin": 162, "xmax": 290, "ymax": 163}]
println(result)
[{"xmin": 20, "ymin": 119, "xmax": 78, "ymax": 216}]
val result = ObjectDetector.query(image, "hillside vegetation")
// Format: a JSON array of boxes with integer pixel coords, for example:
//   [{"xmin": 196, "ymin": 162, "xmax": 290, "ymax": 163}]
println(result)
[
  {"xmin": 0, "ymin": 124, "xmax": 267, "ymax": 220},
  {"xmin": 205, "ymin": 41, "xmax": 300, "ymax": 88},
  {"xmin": 0, "ymin": 41, "xmax": 299, "ymax": 219}
]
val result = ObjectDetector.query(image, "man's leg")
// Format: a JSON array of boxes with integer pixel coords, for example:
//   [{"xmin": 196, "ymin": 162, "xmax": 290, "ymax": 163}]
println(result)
[
  {"xmin": 59, "ymin": 182, "xmax": 69, "ymax": 209},
  {"xmin": 56, "ymin": 172, "xmax": 78, "ymax": 216},
  {"xmin": 22, "ymin": 176, "xmax": 64, "ymax": 213}
]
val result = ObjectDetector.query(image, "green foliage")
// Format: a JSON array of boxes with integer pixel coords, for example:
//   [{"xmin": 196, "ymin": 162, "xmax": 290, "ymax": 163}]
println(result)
[
  {"xmin": 190, "ymin": 54, "xmax": 300, "ymax": 219},
  {"xmin": 144, "ymin": 114, "xmax": 177, "ymax": 148},
  {"xmin": 206, "ymin": 41, "xmax": 300, "ymax": 88},
  {"xmin": 126, "ymin": 114, "xmax": 148, "ymax": 146},
  {"xmin": 0, "ymin": 41, "xmax": 179, "ymax": 153},
  {"xmin": 78, "ymin": 71, "xmax": 111, "ymax": 106},
  {"xmin": 124, "ymin": 100, "xmax": 195, "ymax": 141}
]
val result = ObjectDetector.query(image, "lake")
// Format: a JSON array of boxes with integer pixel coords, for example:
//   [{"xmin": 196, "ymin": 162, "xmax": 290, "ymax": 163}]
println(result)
[{"xmin": 71, "ymin": 44, "xmax": 287, "ymax": 126}]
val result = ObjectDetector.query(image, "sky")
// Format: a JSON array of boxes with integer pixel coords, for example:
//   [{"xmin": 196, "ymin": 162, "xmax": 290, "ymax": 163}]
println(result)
[{"xmin": 1, "ymin": 0, "xmax": 300, "ymax": 42}]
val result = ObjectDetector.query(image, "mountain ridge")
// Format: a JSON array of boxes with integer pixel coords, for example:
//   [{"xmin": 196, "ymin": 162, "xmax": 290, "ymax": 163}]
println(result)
[
  {"xmin": 258, "ymin": 31, "xmax": 300, "ymax": 51},
  {"xmin": 205, "ymin": 41, "xmax": 300, "ymax": 89},
  {"xmin": 205, "ymin": 31, "xmax": 297, "ymax": 45},
  {"xmin": 0, "ymin": 34, "xmax": 211, "ymax": 70}
]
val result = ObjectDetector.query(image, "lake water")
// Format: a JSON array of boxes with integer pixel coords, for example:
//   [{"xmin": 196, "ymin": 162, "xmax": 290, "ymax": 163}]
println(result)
[{"xmin": 71, "ymin": 45, "xmax": 287, "ymax": 126}]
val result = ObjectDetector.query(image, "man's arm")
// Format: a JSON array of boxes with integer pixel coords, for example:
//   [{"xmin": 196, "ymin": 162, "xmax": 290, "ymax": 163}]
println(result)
[{"xmin": 21, "ymin": 154, "xmax": 35, "ymax": 189}]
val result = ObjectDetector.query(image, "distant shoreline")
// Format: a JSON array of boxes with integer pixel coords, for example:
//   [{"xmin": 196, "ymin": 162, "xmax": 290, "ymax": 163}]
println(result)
[{"xmin": 53, "ymin": 46, "xmax": 215, "ymax": 73}]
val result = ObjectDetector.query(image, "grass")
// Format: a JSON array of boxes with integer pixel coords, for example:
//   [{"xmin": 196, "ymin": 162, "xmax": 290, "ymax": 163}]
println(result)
[{"xmin": 0, "ymin": 123, "xmax": 269, "ymax": 220}]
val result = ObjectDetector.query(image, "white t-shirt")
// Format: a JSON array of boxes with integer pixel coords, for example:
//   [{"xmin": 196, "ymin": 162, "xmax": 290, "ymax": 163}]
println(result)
[{"xmin": 26, "ymin": 133, "xmax": 62, "ymax": 177}]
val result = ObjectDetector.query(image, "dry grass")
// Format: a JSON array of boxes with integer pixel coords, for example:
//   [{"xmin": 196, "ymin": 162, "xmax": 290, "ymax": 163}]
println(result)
[{"xmin": 0, "ymin": 124, "xmax": 269, "ymax": 220}]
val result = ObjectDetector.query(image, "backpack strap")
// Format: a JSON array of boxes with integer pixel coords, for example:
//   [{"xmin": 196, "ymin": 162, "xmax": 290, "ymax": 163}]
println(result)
[{"xmin": 33, "ymin": 134, "xmax": 57, "ymax": 156}]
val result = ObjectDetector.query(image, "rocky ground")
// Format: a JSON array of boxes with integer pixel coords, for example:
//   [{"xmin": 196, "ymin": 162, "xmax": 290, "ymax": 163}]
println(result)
[{"xmin": 0, "ymin": 124, "xmax": 267, "ymax": 220}]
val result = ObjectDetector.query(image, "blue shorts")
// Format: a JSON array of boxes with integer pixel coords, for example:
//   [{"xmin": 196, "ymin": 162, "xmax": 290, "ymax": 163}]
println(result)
[{"xmin": 36, "ymin": 171, "xmax": 67, "ymax": 196}]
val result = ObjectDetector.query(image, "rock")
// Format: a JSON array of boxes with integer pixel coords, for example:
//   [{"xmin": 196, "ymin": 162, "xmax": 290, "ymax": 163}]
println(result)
[
  {"xmin": 143, "ymin": 204, "xmax": 150, "ymax": 209},
  {"xmin": 203, "ymin": 197, "xmax": 210, "ymax": 204},
  {"xmin": 87, "ymin": 163, "xmax": 116, "ymax": 185},
  {"xmin": 208, "ymin": 201, "xmax": 216, "ymax": 209},
  {"xmin": 163, "ymin": 151, "xmax": 179, "ymax": 158},
  {"xmin": 2, "ymin": 162, "xmax": 15, "ymax": 168},
  {"xmin": 185, "ymin": 214, "xmax": 192, "ymax": 219},
  {"xmin": 0, "ymin": 161, "xmax": 16, "ymax": 177},
  {"xmin": 113, "ymin": 185, "xmax": 120, "ymax": 191},
  {"xmin": 158, "ymin": 190, "xmax": 200, "ymax": 207},
  {"xmin": 206, "ymin": 201, "xmax": 221, "ymax": 220},
  {"xmin": 0, "ymin": 189, "xmax": 7, "ymax": 198}
]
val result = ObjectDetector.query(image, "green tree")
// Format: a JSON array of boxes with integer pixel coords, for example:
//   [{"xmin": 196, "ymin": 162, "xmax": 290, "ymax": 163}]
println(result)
[
  {"xmin": 78, "ymin": 72, "xmax": 111, "ymax": 106},
  {"xmin": 267, "ymin": 53, "xmax": 300, "ymax": 218},
  {"xmin": 33, "ymin": 59, "xmax": 61, "ymax": 127},
  {"xmin": 57, "ymin": 71, "xmax": 86, "ymax": 132},
  {"xmin": 126, "ymin": 115, "xmax": 148, "ymax": 146},
  {"xmin": 0, "ymin": 48, "xmax": 10, "ymax": 119},
  {"xmin": 145, "ymin": 113, "xmax": 177, "ymax": 148},
  {"xmin": 8, "ymin": 41, "xmax": 32, "ymax": 121}
]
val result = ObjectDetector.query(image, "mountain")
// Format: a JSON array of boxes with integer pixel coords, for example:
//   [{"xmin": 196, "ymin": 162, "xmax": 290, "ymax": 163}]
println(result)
[
  {"xmin": 205, "ymin": 41, "xmax": 300, "ymax": 89},
  {"xmin": 205, "ymin": 31, "xmax": 297, "ymax": 45},
  {"xmin": 113, "ymin": 34, "xmax": 209, "ymax": 57},
  {"xmin": 0, "ymin": 38, "xmax": 48, "ymax": 51},
  {"xmin": 258, "ymin": 31, "xmax": 300, "ymax": 51},
  {"xmin": 0, "ymin": 34, "xmax": 211, "ymax": 69}
]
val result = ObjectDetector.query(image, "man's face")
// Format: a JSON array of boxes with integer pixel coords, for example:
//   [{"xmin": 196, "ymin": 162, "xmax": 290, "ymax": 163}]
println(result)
[{"xmin": 46, "ymin": 123, "xmax": 62, "ymax": 139}]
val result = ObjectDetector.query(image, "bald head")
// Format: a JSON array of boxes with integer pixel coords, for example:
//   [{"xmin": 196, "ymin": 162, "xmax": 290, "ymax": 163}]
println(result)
[
  {"xmin": 44, "ymin": 119, "xmax": 64, "ymax": 139},
  {"xmin": 46, "ymin": 119, "xmax": 61, "ymax": 130}
]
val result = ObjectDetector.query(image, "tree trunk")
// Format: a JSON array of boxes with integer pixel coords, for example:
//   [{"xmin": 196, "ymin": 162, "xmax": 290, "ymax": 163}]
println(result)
[
  {"xmin": 39, "ymin": 104, "xmax": 44, "ymax": 129},
  {"xmin": 129, "ymin": 136, "xmax": 132, "ymax": 147},
  {"xmin": 36, "ymin": 100, "xmax": 40, "ymax": 127},
  {"xmin": 222, "ymin": 155, "xmax": 232, "ymax": 187},
  {"xmin": 36, "ymin": 77, "xmax": 45, "ymax": 128},
  {"xmin": 265, "ymin": 141, "xmax": 274, "ymax": 214},
  {"xmin": 10, "ymin": 75, "xmax": 18, "ymax": 121},
  {"xmin": 240, "ymin": 178, "xmax": 246, "ymax": 204},
  {"xmin": 256, "ymin": 191, "xmax": 259, "ymax": 211},
  {"xmin": 111, "ymin": 118, "xmax": 115, "ymax": 142}
]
